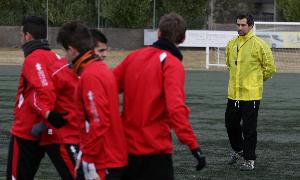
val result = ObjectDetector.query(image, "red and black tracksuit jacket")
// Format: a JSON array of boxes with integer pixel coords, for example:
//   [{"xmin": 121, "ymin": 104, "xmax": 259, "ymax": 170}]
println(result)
[
  {"xmin": 11, "ymin": 48, "xmax": 81, "ymax": 145},
  {"xmin": 11, "ymin": 49, "xmax": 59, "ymax": 140},
  {"xmin": 75, "ymin": 51, "xmax": 128, "ymax": 170},
  {"xmin": 8, "ymin": 41, "xmax": 79, "ymax": 180},
  {"xmin": 39, "ymin": 59, "xmax": 80, "ymax": 145},
  {"xmin": 33, "ymin": 57, "xmax": 82, "ymax": 179},
  {"xmin": 113, "ymin": 38, "xmax": 200, "ymax": 155}
]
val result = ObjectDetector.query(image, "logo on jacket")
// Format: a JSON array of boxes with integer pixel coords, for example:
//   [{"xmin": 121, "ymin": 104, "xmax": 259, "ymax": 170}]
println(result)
[
  {"xmin": 35, "ymin": 63, "xmax": 48, "ymax": 87},
  {"xmin": 160, "ymin": 52, "xmax": 167, "ymax": 62},
  {"xmin": 18, "ymin": 94, "xmax": 24, "ymax": 108},
  {"xmin": 87, "ymin": 90, "xmax": 100, "ymax": 122}
]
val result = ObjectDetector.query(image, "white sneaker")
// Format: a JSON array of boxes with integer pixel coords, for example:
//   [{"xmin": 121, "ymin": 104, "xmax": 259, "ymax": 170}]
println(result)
[
  {"xmin": 240, "ymin": 160, "xmax": 255, "ymax": 171},
  {"xmin": 227, "ymin": 151, "xmax": 243, "ymax": 165}
]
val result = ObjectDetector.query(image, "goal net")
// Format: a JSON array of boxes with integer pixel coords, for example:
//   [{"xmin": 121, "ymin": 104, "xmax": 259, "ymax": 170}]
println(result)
[
  {"xmin": 255, "ymin": 22, "xmax": 300, "ymax": 72},
  {"xmin": 207, "ymin": 22, "xmax": 300, "ymax": 72}
]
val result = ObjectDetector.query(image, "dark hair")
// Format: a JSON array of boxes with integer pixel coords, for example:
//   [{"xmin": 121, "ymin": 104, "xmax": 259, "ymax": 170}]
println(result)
[
  {"xmin": 57, "ymin": 21, "xmax": 93, "ymax": 53},
  {"xmin": 21, "ymin": 16, "xmax": 47, "ymax": 39},
  {"xmin": 90, "ymin": 29, "xmax": 107, "ymax": 47},
  {"xmin": 158, "ymin": 12, "xmax": 186, "ymax": 44},
  {"xmin": 236, "ymin": 14, "xmax": 254, "ymax": 27}
]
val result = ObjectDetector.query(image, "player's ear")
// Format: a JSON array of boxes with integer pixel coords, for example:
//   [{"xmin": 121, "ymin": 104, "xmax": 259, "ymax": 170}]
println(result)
[
  {"xmin": 157, "ymin": 29, "xmax": 161, "ymax": 40},
  {"xmin": 180, "ymin": 35, "xmax": 186, "ymax": 44},
  {"xmin": 24, "ymin": 32, "xmax": 33, "ymax": 41},
  {"xmin": 176, "ymin": 34, "xmax": 185, "ymax": 46},
  {"xmin": 67, "ymin": 46, "xmax": 79, "ymax": 57}
]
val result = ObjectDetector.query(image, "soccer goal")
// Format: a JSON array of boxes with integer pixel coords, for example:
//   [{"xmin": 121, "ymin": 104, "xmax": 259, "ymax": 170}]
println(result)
[
  {"xmin": 206, "ymin": 22, "xmax": 300, "ymax": 72},
  {"xmin": 255, "ymin": 22, "xmax": 300, "ymax": 72}
]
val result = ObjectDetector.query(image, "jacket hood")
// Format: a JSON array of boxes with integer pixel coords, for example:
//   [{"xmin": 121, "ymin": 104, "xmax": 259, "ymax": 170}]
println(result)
[
  {"xmin": 22, "ymin": 39, "xmax": 50, "ymax": 57},
  {"xmin": 152, "ymin": 38, "xmax": 183, "ymax": 61}
]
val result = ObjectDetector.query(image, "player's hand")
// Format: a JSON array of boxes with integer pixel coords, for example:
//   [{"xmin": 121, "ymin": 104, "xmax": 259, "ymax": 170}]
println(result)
[
  {"xmin": 31, "ymin": 122, "xmax": 48, "ymax": 137},
  {"xmin": 82, "ymin": 160, "xmax": 100, "ymax": 180},
  {"xmin": 47, "ymin": 111, "xmax": 67, "ymax": 128},
  {"xmin": 191, "ymin": 148, "xmax": 206, "ymax": 171}
]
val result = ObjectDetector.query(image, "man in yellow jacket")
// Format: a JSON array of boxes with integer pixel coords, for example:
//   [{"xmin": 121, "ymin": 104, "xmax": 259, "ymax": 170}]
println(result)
[{"xmin": 225, "ymin": 14, "xmax": 276, "ymax": 171}]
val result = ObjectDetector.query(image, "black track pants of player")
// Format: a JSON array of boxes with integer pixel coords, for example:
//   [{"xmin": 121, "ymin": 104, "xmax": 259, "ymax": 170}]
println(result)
[
  {"xmin": 225, "ymin": 99, "xmax": 260, "ymax": 160},
  {"xmin": 122, "ymin": 154, "xmax": 174, "ymax": 180},
  {"xmin": 44, "ymin": 144, "xmax": 84, "ymax": 180},
  {"xmin": 103, "ymin": 167, "xmax": 126, "ymax": 180},
  {"xmin": 6, "ymin": 135, "xmax": 45, "ymax": 180}
]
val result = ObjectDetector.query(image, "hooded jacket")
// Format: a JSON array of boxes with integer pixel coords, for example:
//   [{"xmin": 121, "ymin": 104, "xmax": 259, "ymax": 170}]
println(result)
[
  {"xmin": 12, "ymin": 40, "xmax": 58, "ymax": 140},
  {"xmin": 40, "ymin": 59, "xmax": 81, "ymax": 145},
  {"xmin": 113, "ymin": 38, "xmax": 199, "ymax": 155},
  {"xmin": 226, "ymin": 30, "xmax": 276, "ymax": 100},
  {"xmin": 76, "ymin": 51, "xmax": 128, "ymax": 169}
]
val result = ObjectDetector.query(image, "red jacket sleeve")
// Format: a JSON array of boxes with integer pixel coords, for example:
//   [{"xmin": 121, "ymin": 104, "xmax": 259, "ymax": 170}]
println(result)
[
  {"xmin": 23, "ymin": 54, "xmax": 56, "ymax": 118},
  {"xmin": 80, "ymin": 74, "xmax": 111, "ymax": 163},
  {"xmin": 163, "ymin": 58, "xmax": 199, "ymax": 150}
]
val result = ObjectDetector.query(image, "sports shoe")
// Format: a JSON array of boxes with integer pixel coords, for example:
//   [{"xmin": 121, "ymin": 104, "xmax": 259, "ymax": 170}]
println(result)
[
  {"xmin": 240, "ymin": 160, "xmax": 255, "ymax": 171},
  {"xmin": 227, "ymin": 151, "xmax": 243, "ymax": 165}
]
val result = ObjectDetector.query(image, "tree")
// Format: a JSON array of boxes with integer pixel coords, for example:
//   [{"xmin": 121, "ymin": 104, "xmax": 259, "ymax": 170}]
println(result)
[
  {"xmin": 0, "ymin": 0, "xmax": 210, "ymax": 28},
  {"xmin": 0, "ymin": 0, "xmax": 45, "ymax": 25},
  {"xmin": 0, "ymin": 0, "xmax": 98, "ymax": 26},
  {"xmin": 160, "ymin": 0, "xmax": 208, "ymax": 29},
  {"xmin": 277, "ymin": 0, "xmax": 300, "ymax": 21},
  {"xmin": 213, "ymin": 0, "xmax": 255, "ymax": 24},
  {"xmin": 48, "ymin": 0, "xmax": 96, "ymax": 26},
  {"xmin": 101, "ymin": 0, "xmax": 209, "ymax": 29},
  {"xmin": 102, "ymin": 0, "xmax": 152, "ymax": 28}
]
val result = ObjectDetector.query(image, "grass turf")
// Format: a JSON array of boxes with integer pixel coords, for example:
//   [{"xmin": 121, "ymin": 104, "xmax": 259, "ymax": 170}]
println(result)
[{"xmin": 0, "ymin": 66, "xmax": 299, "ymax": 179}]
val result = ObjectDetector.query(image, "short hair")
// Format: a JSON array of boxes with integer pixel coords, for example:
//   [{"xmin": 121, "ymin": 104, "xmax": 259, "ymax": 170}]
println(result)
[
  {"xmin": 57, "ymin": 21, "xmax": 93, "ymax": 53},
  {"xmin": 158, "ymin": 12, "xmax": 186, "ymax": 44},
  {"xmin": 21, "ymin": 16, "xmax": 47, "ymax": 39},
  {"xmin": 90, "ymin": 29, "xmax": 107, "ymax": 47},
  {"xmin": 236, "ymin": 14, "xmax": 254, "ymax": 27}
]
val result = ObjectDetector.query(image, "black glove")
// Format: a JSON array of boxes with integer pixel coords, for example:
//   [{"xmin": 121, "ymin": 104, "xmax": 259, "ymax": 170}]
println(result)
[
  {"xmin": 191, "ymin": 148, "xmax": 206, "ymax": 171},
  {"xmin": 31, "ymin": 122, "xmax": 48, "ymax": 137},
  {"xmin": 47, "ymin": 111, "xmax": 68, "ymax": 128}
]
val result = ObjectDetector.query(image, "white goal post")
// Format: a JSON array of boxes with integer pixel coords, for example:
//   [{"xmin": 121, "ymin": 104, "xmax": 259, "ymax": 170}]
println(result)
[
  {"xmin": 144, "ymin": 29, "xmax": 236, "ymax": 69},
  {"xmin": 144, "ymin": 22, "xmax": 300, "ymax": 72}
]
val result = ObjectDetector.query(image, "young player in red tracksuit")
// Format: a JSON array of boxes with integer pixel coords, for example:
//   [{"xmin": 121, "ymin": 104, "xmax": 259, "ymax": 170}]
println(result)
[
  {"xmin": 90, "ymin": 28, "xmax": 109, "ymax": 60},
  {"xmin": 6, "ymin": 16, "xmax": 72, "ymax": 180},
  {"xmin": 113, "ymin": 13, "xmax": 206, "ymax": 180},
  {"xmin": 57, "ymin": 21, "xmax": 128, "ymax": 180},
  {"xmin": 30, "ymin": 58, "xmax": 85, "ymax": 179}
]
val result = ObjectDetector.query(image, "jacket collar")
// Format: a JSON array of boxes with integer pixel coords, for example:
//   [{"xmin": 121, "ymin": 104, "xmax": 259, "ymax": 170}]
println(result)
[
  {"xmin": 71, "ymin": 50, "xmax": 99, "ymax": 75},
  {"xmin": 239, "ymin": 30, "xmax": 254, "ymax": 42},
  {"xmin": 22, "ymin": 39, "xmax": 50, "ymax": 57},
  {"xmin": 152, "ymin": 38, "xmax": 183, "ymax": 61}
]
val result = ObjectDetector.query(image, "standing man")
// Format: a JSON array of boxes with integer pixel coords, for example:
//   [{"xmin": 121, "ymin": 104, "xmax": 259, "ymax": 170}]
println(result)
[
  {"xmin": 90, "ymin": 28, "xmax": 108, "ymax": 60},
  {"xmin": 30, "ymin": 55, "xmax": 85, "ymax": 179},
  {"xmin": 113, "ymin": 13, "xmax": 206, "ymax": 180},
  {"xmin": 57, "ymin": 21, "xmax": 128, "ymax": 180},
  {"xmin": 7, "ymin": 16, "xmax": 62, "ymax": 179},
  {"xmin": 225, "ymin": 14, "xmax": 276, "ymax": 171}
]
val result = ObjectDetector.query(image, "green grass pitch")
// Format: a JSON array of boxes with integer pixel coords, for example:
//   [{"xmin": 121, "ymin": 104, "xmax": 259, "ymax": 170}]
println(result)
[{"xmin": 0, "ymin": 65, "xmax": 299, "ymax": 179}]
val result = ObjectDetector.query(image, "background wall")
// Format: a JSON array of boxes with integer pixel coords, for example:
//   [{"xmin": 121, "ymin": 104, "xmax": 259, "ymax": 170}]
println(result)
[
  {"xmin": 0, "ymin": 26, "xmax": 21, "ymax": 48},
  {"xmin": 0, "ymin": 27, "xmax": 145, "ymax": 50}
]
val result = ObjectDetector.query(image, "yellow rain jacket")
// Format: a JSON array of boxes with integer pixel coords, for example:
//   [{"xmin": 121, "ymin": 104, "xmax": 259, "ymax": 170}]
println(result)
[{"xmin": 226, "ymin": 30, "xmax": 276, "ymax": 100}]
